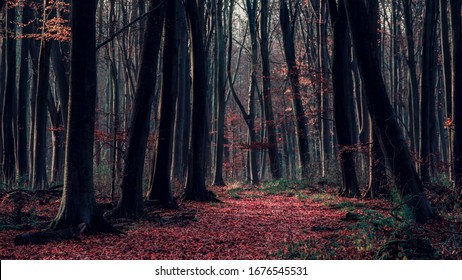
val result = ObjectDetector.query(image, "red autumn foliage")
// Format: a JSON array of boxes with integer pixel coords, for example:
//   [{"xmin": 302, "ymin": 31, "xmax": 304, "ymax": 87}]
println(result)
[{"xmin": 0, "ymin": 186, "xmax": 460, "ymax": 259}]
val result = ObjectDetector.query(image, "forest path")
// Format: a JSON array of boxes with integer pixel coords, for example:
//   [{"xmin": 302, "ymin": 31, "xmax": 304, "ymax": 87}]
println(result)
[{"xmin": 0, "ymin": 184, "xmax": 459, "ymax": 259}]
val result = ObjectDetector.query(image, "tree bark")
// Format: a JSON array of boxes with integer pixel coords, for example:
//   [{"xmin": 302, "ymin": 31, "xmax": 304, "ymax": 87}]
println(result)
[
  {"xmin": 146, "ymin": 0, "xmax": 179, "ymax": 208},
  {"xmin": 16, "ymin": 3, "xmax": 31, "ymax": 182},
  {"xmin": 112, "ymin": 0, "xmax": 165, "ymax": 218},
  {"xmin": 344, "ymin": 0, "xmax": 434, "ymax": 223},
  {"xmin": 260, "ymin": 0, "xmax": 282, "ymax": 180},
  {"xmin": 450, "ymin": 0, "xmax": 462, "ymax": 188},
  {"xmin": 420, "ymin": 0, "xmax": 439, "ymax": 184},
  {"xmin": 212, "ymin": 0, "xmax": 226, "ymax": 187},
  {"xmin": 328, "ymin": 0, "xmax": 360, "ymax": 197},
  {"xmin": 2, "ymin": 5, "xmax": 16, "ymax": 183},
  {"xmin": 183, "ymin": 0, "xmax": 217, "ymax": 201},
  {"xmin": 280, "ymin": 0, "xmax": 310, "ymax": 178},
  {"xmin": 51, "ymin": 0, "xmax": 117, "ymax": 233},
  {"xmin": 32, "ymin": 1, "xmax": 53, "ymax": 190},
  {"xmin": 403, "ymin": 0, "xmax": 420, "ymax": 155}
]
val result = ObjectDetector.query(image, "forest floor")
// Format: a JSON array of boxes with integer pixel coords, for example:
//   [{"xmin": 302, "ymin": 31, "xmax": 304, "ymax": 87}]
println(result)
[{"xmin": 0, "ymin": 181, "xmax": 461, "ymax": 259}]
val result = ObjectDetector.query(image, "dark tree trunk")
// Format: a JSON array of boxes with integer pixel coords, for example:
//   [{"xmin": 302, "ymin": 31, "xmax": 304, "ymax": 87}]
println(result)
[
  {"xmin": 171, "ymin": 5, "xmax": 189, "ymax": 184},
  {"xmin": 403, "ymin": 0, "xmax": 420, "ymax": 155},
  {"xmin": 47, "ymin": 91, "xmax": 65, "ymax": 184},
  {"xmin": 32, "ymin": 4, "xmax": 53, "ymax": 189},
  {"xmin": 112, "ymin": 0, "xmax": 165, "ymax": 218},
  {"xmin": 364, "ymin": 128, "xmax": 388, "ymax": 198},
  {"xmin": 239, "ymin": 0, "xmax": 260, "ymax": 185},
  {"xmin": 328, "ymin": 0, "xmax": 360, "ymax": 197},
  {"xmin": 420, "ymin": 0, "xmax": 439, "ymax": 184},
  {"xmin": 146, "ymin": 0, "xmax": 179, "ymax": 208},
  {"xmin": 2, "ymin": 5, "xmax": 16, "ymax": 183},
  {"xmin": 183, "ymin": 0, "xmax": 216, "ymax": 201},
  {"xmin": 16, "ymin": 3, "xmax": 31, "ymax": 182},
  {"xmin": 279, "ymin": 0, "xmax": 310, "ymax": 178},
  {"xmin": 440, "ymin": 0, "xmax": 452, "ymax": 118},
  {"xmin": 212, "ymin": 0, "xmax": 226, "ymax": 187},
  {"xmin": 0, "ymin": 34, "xmax": 5, "ymax": 183},
  {"xmin": 450, "ymin": 0, "xmax": 462, "ymax": 188},
  {"xmin": 260, "ymin": 0, "xmax": 282, "ymax": 180},
  {"xmin": 50, "ymin": 0, "xmax": 116, "ymax": 233},
  {"xmin": 344, "ymin": 0, "xmax": 434, "ymax": 223}
]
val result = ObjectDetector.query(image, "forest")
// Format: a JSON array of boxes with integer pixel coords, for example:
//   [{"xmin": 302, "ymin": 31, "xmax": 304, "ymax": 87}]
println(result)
[{"xmin": 0, "ymin": 0, "xmax": 461, "ymax": 260}]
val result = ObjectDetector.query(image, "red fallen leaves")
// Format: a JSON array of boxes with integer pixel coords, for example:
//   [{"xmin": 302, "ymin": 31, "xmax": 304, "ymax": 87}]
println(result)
[{"xmin": 0, "ymin": 186, "xmax": 460, "ymax": 259}]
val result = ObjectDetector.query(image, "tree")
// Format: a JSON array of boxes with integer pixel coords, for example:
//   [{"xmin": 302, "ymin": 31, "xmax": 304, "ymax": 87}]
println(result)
[
  {"xmin": 2, "ymin": 3, "xmax": 16, "ymax": 183},
  {"xmin": 260, "ymin": 0, "xmax": 282, "ymax": 180},
  {"xmin": 233, "ymin": 0, "xmax": 260, "ymax": 185},
  {"xmin": 183, "ymin": 0, "xmax": 217, "ymax": 201},
  {"xmin": 50, "ymin": 0, "xmax": 116, "ymax": 232},
  {"xmin": 420, "ymin": 0, "xmax": 439, "ymax": 184},
  {"xmin": 327, "ymin": 0, "xmax": 360, "ymax": 197},
  {"xmin": 16, "ymin": 2, "xmax": 32, "ymax": 182},
  {"xmin": 32, "ymin": 0, "xmax": 53, "ymax": 190},
  {"xmin": 344, "ymin": 0, "xmax": 434, "ymax": 223},
  {"xmin": 211, "ymin": 0, "xmax": 227, "ymax": 187},
  {"xmin": 450, "ymin": 0, "xmax": 462, "ymax": 188},
  {"xmin": 279, "ymin": 0, "xmax": 311, "ymax": 178},
  {"xmin": 146, "ymin": 0, "xmax": 179, "ymax": 208},
  {"xmin": 112, "ymin": 0, "xmax": 165, "ymax": 218},
  {"xmin": 402, "ymin": 0, "xmax": 420, "ymax": 155}
]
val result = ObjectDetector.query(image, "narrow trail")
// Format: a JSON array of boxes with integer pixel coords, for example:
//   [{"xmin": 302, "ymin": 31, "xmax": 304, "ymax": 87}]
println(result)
[{"xmin": 0, "ymin": 185, "xmax": 460, "ymax": 259}]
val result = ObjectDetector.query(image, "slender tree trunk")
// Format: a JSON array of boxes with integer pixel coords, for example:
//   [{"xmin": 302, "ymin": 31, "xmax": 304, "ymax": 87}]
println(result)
[
  {"xmin": 260, "ymin": 0, "xmax": 282, "ymax": 180},
  {"xmin": 47, "ymin": 92, "xmax": 65, "ymax": 183},
  {"xmin": 32, "ymin": 3, "xmax": 53, "ymax": 189},
  {"xmin": 16, "ymin": 3, "xmax": 31, "ymax": 182},
  {"xmin": 403, "ymin": 0, "xmax": 420, "ymax": 155},
  {"xmin": 344, "ymin": 0, "xmax": 434, "ymax": 223},
  {"xmin": 420, "ymin": 0, "xmax": 439, "ymax": 184},
  {"xmin": 2, "ymin": 5, "xmax": 16, "ymax": 183},
  {"xmin": 183, "ymin": 0, "xmax": 217, "ymax": 201},
  {"xmin": 280, "ymin": 0, "xmax": 310, "ymax": 178},
  {"xmin": 171, "ymin": 5, "xmax": 189, "ymax": 184},
  {"xmin": 146, "ymin": 0, "xmax": 179, "ymax": 208},
  {"xmin": 212, "ymin": 0, "xmax": 226, "ymax": 186},
  {"xmin": 450, "ymin": 0, "xmax": 462, "ymax": 188},
  {"xmin": 440, "ymin": 0, "xmax": 452, "ymax": 117},
  {"xmin": 320, "ymin": 0, "xmax": 331, "ymax": 177},
  {"xmin": 0, "ymin": 35, "xmax": 5, "ymax": 183},
  {"xmin": 328, "ymin": 0, "xmax": 360, "ymax": 197},
  {"xmin": 112, "ymin": 0, "xmax": 165, "ymax": 218}
]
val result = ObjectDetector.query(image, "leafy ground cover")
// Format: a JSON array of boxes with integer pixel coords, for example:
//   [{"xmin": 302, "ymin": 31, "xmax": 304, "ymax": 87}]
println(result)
[{"xmin": 0, "ymin": 182, "xmax": 461, "ymax": 259}]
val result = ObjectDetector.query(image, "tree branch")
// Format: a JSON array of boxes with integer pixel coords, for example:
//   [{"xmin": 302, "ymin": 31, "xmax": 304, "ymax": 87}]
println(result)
[{"xmin": 96, "ymin": 0, "xmax": 165, "ymax": 51}]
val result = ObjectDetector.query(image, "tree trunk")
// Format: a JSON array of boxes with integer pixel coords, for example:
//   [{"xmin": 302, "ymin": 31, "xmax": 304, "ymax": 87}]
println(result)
[
  {"xmin": 279, "ymin": 0, "xmax": 310, "ymax": 178},
  {"xmin": 403, "ymin": 0, "xmax": 420, "ymax": 155},
  {"xmin": 16, "ymin": 3, "xmax": 31, "ymax": 183},
  {"xmin": 112, "ymin": 0, "xmax": 165, "ymax": 218},
  {"xmin": 32, "ymin": 3, "xmax": 53, "ymax": 190},
  {"xmin": 212, "ymin": 0, "xmax": 226, "ymax": 187},
  {"xmin": 183, "ymin": 0, "xmax": 216, "ymax": 201},
  {"xmin": 171, "ymin": 5, "xmax": 189, "ymax": 185},
  {"xmin": 146, "ymin": 0, "xmax": 179, "ymax": 208},
  {"xmin": 51, "ymin": 0, "xmax": 116, "ymax": 233},
  {"xmin": 328, "ymin": 0, "xmax": 360, "ymax": 197},
  {"xmin": 47, "ymin": 91, "xmax": 65, "ymax": 183},
  {"xmin": 450, "ymin": 0, "xmax": 462, "ymax": 188},
  {"xmin": 260, "ymin": 0, "xmax": 282, "ymax": 180},
  {"xmin": 344, "ymin": 0, "xmax": 434, "ymax": 223},
  {"xmin": 420, "ymin": 0, "xmax": 439, "ymax": 184},
  {"xmin": 2, "ymin": 5, "xmax": 16, "ymax": 183}
]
